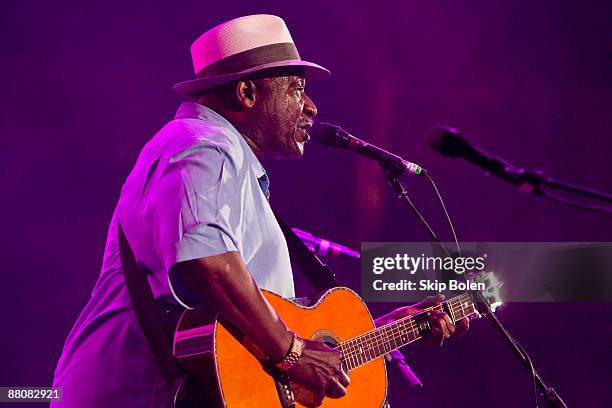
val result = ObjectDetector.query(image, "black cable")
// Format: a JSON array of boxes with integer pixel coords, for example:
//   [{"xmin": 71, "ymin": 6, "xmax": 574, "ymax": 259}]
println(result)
[
  {"xmin": 384, "ymin": 165, "xmax": 551, "ymax": 407},
  {"xmin": 423, "ymin": 171, "xmax": 541, "ymax": 408},
  {"xmin": 421, "ymin": 172, "xmax": 472, "ymax": 295},
  {"xmin": 380, "ymin": 166, "xmax": 444, "ymax": 247},
  {"xmin": 518, "ymin": 340, "xmax": 541, "ymax": 408},
  {"xmin": 423, "ymin": 172, "xmax": 461, "ymax": 256}
]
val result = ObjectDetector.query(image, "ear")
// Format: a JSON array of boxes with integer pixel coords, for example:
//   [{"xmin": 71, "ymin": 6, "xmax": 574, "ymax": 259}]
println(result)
[{"xmin": 235, "ymin": 79, "xmax": 257, "ymax": 109}]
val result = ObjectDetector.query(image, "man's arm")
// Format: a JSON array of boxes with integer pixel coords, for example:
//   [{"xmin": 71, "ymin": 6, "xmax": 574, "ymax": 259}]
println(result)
[
  {"xmin": 171, "ymin": 251, "xmax": 292, "ymax": 361},
  {"xmin": 170, "ymin": 251, "xmax": 350, "ymax": 403}
]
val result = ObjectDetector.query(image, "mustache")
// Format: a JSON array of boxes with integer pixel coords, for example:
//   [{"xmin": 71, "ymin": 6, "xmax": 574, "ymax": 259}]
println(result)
[{"xmin": 297, "ymin": 120, "xmax": 313, "ymax": 129}]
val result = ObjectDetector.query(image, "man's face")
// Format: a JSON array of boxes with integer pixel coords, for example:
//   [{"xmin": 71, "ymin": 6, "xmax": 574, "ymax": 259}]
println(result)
[{"xmin": 252, "ymin": 75, "xmax": 317, "ymax": 159}]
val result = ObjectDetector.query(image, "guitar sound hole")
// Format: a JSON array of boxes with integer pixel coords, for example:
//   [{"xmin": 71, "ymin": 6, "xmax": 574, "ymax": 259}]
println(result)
[{"xmin": 316, "ymin": 335, "xmax": 338, "ymax": 348}]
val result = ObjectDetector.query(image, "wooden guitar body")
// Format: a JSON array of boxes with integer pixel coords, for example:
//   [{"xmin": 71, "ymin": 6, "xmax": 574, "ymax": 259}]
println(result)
[
  {"xmin": 173, "ymin": 274, "xmax": 499, "ymax": 407},
  {"xmin": 173, "ymin": 287, "xmax": 387, "ymax": 407}
]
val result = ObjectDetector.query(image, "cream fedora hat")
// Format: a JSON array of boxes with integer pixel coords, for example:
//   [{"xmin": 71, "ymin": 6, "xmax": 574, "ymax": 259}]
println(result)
[{"xmin": 173, "ymin": 14, "xmax": 330, "ymax": 96}]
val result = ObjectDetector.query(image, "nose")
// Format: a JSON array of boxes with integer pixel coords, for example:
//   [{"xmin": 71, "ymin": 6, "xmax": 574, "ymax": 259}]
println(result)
[{"xmin": 303, "ymin": 92, "xmax": 317, "ymax": 119}]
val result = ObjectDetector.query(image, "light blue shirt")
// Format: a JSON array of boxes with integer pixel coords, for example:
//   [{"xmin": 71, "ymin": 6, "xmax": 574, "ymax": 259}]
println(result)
[
  {"xmin": 119, "ymin": 101, "xmax": 295, "ymax": 304},
  {"xmin": 52, "ymin": 102, "xmax": 294, "ymax": 407}
]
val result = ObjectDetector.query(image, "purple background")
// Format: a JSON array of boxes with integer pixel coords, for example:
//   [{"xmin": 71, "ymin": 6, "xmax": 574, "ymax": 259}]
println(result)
[{"xmin": 2, "ymin": 1, "xmax": 611, "ymax": 406}]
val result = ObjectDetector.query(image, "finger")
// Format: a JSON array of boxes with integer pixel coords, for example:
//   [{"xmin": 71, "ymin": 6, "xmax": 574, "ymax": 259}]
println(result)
[
  {"xmin": 442, "ymin": 312, "xmax": 455, "ymax": 335},
  {"xmin": 325, "ymin": 379, "xmax": 347, "ymax": 399},
  {"xmin": 430, "ymin": 327, "xmax": 444, "ymax": 347},
  {"xmin": 431, "ymin": 311, "xmax": 450, "ymax": 338},
  {"xmin": 338, "ymin": 369, "xmax": 350, "ymax": 388},
  {"xmin": 455, "ymin": 317, "xmax": 469, "ymax": 336}
]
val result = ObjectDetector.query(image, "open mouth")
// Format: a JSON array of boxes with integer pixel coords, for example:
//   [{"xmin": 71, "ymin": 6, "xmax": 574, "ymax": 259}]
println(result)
[{"xmin": 297, "ymin": 123, "xmax": 312, "ymax": 142}]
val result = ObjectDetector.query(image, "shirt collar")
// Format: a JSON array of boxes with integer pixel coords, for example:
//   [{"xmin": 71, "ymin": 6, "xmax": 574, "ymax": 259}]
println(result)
[
  {"xmin": 175, "ymin": 101, "xmax": 229, "ymax": 124},
  {"xmin": 174, "ymin": 101, "xmax": 269, "ymax": 188}
]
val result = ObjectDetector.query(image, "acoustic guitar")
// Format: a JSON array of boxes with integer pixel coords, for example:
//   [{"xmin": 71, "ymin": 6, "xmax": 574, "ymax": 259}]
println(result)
[{"xmin": 172, "ymin": 274, "xmax": 501, "ymax": 407}]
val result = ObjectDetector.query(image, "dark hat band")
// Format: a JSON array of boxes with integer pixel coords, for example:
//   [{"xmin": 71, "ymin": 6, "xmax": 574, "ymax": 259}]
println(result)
[{"xmin": 196, "ymin": 42, "xmax": 300, "ymax": 78}]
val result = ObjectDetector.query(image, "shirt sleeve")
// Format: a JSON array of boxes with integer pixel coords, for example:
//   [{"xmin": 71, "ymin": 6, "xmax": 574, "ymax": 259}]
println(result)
[{"xmin": 152, "ymin": 141, "xmax": 244, "ymax": 304}]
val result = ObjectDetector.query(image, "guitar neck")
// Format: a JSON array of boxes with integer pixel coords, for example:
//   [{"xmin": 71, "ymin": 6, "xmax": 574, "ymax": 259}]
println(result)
[{"xmin": 338, "ymin": 292, "xmax": 477, "ymax": 371}]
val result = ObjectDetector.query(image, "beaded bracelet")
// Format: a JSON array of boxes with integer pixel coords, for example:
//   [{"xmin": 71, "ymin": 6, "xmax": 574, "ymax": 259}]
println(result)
[{"xmin": 276, "ymin": 334, "xmax": 305, "ymax": 371}]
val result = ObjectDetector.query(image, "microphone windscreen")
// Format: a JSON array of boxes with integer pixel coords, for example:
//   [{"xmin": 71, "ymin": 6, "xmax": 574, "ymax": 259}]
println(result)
[
  {"xmin": 429, "ymin": 125, "xmax": 470, "ymax": 158},
  {"xmin": 313, "ymin": 123, "xmax": 343, "ymax": 147}
]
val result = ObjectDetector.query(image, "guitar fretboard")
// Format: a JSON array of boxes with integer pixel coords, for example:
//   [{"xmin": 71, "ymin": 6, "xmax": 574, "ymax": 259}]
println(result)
[{"xmin": 337, "ymin": 293, "xmax": 477, "ymax": 371}]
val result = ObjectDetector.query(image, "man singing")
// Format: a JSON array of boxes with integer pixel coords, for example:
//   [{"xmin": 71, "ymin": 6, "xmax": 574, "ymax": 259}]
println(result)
[{"xmin": 52, "ymin": 14, "xmax": 467, "ymax": 407}]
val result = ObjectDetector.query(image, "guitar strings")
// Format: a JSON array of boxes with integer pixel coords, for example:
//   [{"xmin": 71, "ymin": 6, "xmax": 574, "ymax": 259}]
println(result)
[
  {"xmin": 338, "ymin": 294, "xmax": 476, "ymax": 369},
  {"xmin": 340, "ymin": 298, "xmax": 475, "ymax": 366},
  {"xmin": 340, "ymin": 293, "xmax": 472, "ymax": 355},
  {"xmin": 339, "ymin": 293, "xmax": 473, "ymax": 357},
  {"xmin": 340, "ymin": 299, "xmax": 464, "ymax": 359},
  {"xmin": 341, "ymin": 299, "xmax": 476, "ymax": 370},
  {"xmin": 341, "ymin": 319, "xmax": 430, "ymax": 365}
]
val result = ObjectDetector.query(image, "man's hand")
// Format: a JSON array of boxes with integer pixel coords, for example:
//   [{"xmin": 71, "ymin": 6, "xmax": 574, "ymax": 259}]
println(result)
[
  {"xmin": 375, "ymin": 294, "xmax": 469, "ymax": 347},
  {"xmin": 288, "ymin": 339, "xmax": 350, "ymax": 407}
]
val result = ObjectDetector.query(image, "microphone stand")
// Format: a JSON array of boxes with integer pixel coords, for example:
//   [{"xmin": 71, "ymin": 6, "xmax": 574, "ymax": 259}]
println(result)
[
  {"xmin": 467, "ymin": 157, "xmax": 612, "ymax": 212},
  {"xmin": 380, "ymin": 163, "xmax": 569, "ymax": 408},
  {"xmin": 514, "ymin": 169, "xmax": 612, "ymax": 203},
  {"xmin": 475, "ymin": 297, "xmax": 569, "ymax": 408}
]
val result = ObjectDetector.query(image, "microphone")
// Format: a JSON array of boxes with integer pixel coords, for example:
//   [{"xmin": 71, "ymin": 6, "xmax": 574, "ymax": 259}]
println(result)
[
  {"xmin": 314, "ymin": 123, "xmax": 426, "ymax": 175},
  {"xmin": 430, "ymin": 125, "xmax": 542, "ymax": 192},
  {"xmin": 292, "ymin": 228, "xmax": 360, "ymax": 260}
]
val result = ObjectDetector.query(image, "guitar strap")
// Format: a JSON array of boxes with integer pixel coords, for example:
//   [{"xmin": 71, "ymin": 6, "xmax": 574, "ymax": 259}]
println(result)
[
  {"xmin": 117, "ymin": 223, "xmax": 187, "ymax": 400},
  {"xmin": 273, "ymin": 210, "xmax": 339, "ymax": 292}
]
